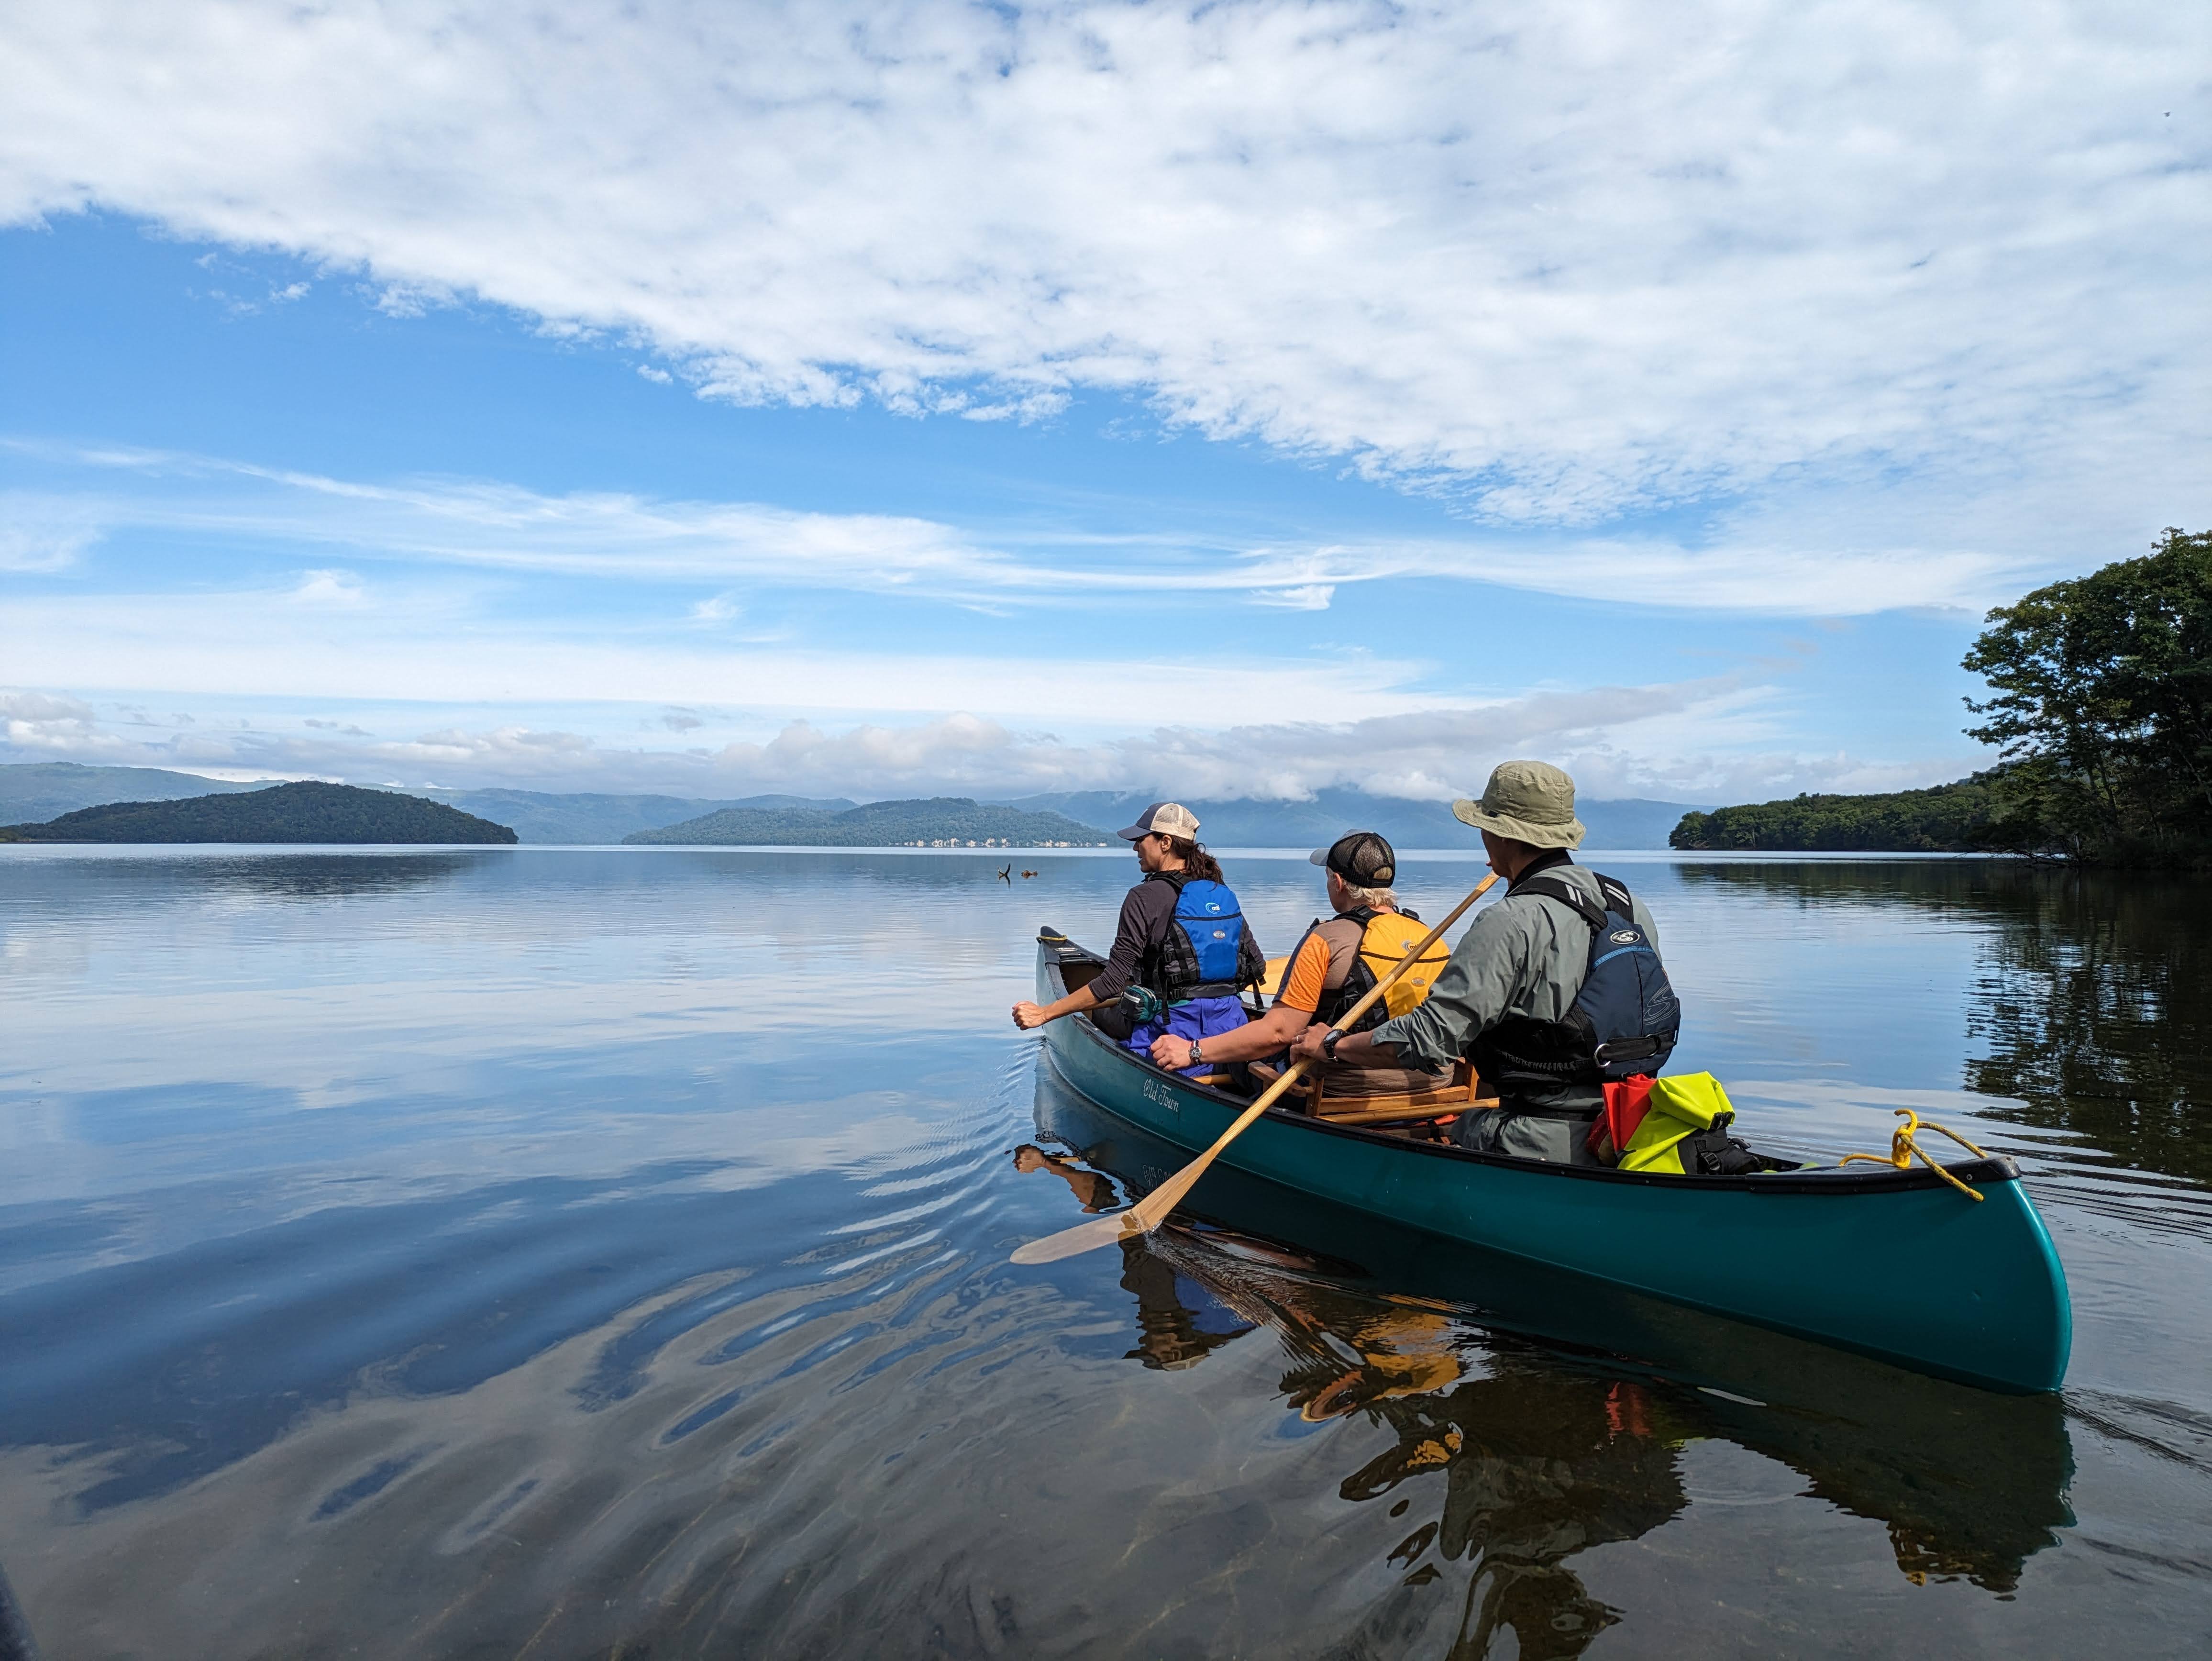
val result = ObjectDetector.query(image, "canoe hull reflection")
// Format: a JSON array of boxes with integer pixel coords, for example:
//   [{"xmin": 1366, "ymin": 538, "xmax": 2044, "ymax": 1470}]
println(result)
[{"xmin": 1034, "ymin": 931, "xmax": 2071, "ymax": 1394}]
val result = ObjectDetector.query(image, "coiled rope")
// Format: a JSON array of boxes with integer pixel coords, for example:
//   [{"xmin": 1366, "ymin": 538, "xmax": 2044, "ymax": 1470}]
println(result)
[{"xmin": 1839, "ymin": 1108, "xmax": 1990, "ymax": 1201}]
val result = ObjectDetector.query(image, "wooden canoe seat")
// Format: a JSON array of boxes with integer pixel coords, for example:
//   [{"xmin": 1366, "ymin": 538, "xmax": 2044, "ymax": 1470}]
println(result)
[{"xmin": 1249, "ymin": 1058, "xmax": 1500, "ymax": 1128}]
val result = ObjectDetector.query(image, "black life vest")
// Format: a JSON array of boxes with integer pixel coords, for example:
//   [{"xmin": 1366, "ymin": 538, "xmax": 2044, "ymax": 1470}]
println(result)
[{"xmin": 1469, "ymin": 871, "xmax": 1680, "ymax": 1094}]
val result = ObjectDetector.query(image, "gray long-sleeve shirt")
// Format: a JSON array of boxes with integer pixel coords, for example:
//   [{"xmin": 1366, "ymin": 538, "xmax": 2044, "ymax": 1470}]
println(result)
[{"xmin": 1369, "ymin": 856, "xmax": 1660, "ymax": 1111}]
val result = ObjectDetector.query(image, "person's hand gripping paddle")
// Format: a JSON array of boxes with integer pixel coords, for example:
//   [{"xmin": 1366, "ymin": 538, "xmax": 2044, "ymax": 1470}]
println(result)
[{"xmin": 1010, "ymin": 872, "xmax": 1499, "ymax": 1265}]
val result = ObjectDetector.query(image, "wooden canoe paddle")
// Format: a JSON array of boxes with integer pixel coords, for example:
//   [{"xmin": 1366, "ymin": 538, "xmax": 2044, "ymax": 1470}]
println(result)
[{"xmin": 1010, "ymin": 870, "xmax": 1500, "ymax": 1265}]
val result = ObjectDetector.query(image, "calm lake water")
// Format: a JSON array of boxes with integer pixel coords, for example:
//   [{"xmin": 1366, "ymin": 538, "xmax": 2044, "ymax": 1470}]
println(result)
[{"xmin": 2, "ymin": 847, "xmax": 2208, "ymax": 1659}]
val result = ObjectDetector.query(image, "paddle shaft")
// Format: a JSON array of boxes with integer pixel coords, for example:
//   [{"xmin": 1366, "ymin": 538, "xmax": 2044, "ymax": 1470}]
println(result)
[{"xmin": 1010, "ymin": 869, "xmax": 1499, "ymax": 1263}]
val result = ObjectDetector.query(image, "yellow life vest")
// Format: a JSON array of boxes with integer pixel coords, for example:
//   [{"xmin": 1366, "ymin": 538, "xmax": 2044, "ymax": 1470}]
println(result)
[
  {"xmin": 1349, "ymin": 908, "xmax": 1450, "ymax": 1022},
  {"xmin": 1267, "ymin": 908, "xmax": 1449, "ymax": 1027}
]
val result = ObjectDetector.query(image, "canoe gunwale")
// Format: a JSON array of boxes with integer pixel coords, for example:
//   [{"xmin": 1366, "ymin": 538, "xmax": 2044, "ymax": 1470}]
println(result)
[{"xmin": 1036, "ymin": 929, "xmax": 2019, "ymax": 1200}]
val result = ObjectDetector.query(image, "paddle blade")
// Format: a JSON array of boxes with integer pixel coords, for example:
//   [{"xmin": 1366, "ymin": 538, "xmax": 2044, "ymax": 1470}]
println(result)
[
  {"xmin": 1009, "ymin": 1208, "xmax": 1146, "ymax": 1264},
  {"xmin": 1009, "ymin": 1150, "xmax": 1206, "ymax": 1262}
]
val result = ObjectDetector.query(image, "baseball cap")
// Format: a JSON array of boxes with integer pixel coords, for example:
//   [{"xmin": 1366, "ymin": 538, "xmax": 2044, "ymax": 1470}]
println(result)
[
  {"xmin": 1309, "ymin": 830, "xmax": 1397, "ymax": 886},
  {"xmin": 1117, "ymin": 801, "xmax": 1202, "ymax": 842}
]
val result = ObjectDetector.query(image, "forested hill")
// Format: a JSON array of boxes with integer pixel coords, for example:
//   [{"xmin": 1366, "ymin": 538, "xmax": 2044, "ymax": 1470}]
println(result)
[
  {"xmin": 1669, "ymin": 776, "xmax": 2003, "ymax": 852},
  {"xmin": 0, "ymin": 761, "xmax": 260, "ymax": 824},
  {"xmin": 626, "ymin": 797, "xmax": 1113, "ymax": 846},
  {"xmin": 3, "ymin": 782, "xmax": 519, "ymax": 844}
]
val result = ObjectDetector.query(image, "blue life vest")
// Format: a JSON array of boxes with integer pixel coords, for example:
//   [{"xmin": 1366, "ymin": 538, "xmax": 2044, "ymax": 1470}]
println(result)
[
  {"xmin": 1130, "ymin": 874, "xmax": 1254, "ymax": 1006},
  {"xmin": 1167, "ymin": 877, "xmax": 1247, "ymax": 996},
  {"xmin": 1470, "ymin": 871, "xmax": 1680, "ymax": 1091}
]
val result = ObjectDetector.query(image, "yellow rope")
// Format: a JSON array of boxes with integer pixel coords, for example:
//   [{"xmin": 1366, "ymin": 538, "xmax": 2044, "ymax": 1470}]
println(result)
[{"xmin": 1838, "ymin": 1108, "xmax": 1990, "ymax": 1201}]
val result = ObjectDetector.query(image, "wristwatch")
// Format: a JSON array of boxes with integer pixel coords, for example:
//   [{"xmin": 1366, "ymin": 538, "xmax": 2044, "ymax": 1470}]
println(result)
[
  {"xmin": 1321, "ymin": 1028, "xmax": 1344, "ymax": 1062},
  {"xmin": 1188, "ymin": 1039, "xmax": 1205, "ymax": 1068}
]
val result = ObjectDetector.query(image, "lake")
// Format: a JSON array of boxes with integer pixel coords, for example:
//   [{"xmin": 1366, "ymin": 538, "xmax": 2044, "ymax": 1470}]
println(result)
[{"xmin": 2, "ymin": 847, "xmax": 2208, "ymax": 1659}]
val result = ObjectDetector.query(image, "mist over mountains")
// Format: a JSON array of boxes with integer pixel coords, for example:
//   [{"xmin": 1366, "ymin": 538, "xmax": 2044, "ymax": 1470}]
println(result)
[{"xmin": 0, "ymin": 764, "xmax": 1706, "ymax": 849}]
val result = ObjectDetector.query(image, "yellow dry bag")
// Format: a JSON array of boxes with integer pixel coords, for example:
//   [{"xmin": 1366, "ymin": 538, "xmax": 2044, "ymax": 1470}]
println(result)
[{"xmin": 1618, "ymin": 1073, "xmax": 1736, "ymax": 1175}]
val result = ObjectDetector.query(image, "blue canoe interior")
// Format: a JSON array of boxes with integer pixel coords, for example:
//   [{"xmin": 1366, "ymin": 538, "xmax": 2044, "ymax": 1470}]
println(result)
[{"xmin": 1030, "ymin": 930, "xmax": 2072, "ymax": 1394}]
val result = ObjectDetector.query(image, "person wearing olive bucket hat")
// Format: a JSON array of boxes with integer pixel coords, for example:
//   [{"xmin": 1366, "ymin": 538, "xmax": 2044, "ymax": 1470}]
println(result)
[{"xmin": 1294, "ymin": 761, "xmax": 1682, "ymax": 1165}]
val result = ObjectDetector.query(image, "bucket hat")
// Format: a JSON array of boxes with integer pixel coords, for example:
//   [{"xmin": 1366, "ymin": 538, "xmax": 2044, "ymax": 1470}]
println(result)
[{"xmin": 1451, "ymin": 760, "xmax": 1585, "ymax": 849}]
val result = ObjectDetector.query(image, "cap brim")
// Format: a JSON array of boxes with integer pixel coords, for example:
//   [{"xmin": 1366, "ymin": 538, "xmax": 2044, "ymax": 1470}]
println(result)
[
  {"xmin": 1308, "ymin": 847, "xmax": 1331, "ymax": 865},
  {"xmin": 1451, "ymin": 798, "xmax": 1586, "ymax": 849},
  {"xmin": 1117, "ymin": 824, "xmax": 1150, "ymax": 841}
]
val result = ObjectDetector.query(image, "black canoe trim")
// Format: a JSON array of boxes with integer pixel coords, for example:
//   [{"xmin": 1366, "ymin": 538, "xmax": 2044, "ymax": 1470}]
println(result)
[{"xmin": 1038, "ymin": 932, "xmax": 2018, "ymax": 1199}]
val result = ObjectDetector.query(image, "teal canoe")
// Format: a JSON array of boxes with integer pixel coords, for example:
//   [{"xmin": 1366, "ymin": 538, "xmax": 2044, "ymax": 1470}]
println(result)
[{"xmin": 1033, "ymin": 930, "xmax": 2072, "ymax": 1394}]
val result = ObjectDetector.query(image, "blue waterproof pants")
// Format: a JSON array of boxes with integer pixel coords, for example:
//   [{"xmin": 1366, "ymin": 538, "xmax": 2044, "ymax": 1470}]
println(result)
[{"xmin": 1128, "ymin": 994, "xmax": 1251, "ymax": 1076}]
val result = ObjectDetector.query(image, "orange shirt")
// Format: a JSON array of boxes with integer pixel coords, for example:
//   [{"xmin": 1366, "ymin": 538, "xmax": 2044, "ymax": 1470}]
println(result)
[{"xmin": 1275, "ymin": 920, "xmax": 1356, "ymax": 1015}]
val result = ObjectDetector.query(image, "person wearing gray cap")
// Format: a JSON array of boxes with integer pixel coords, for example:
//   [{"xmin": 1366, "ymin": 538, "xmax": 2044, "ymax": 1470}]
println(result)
[
  {"xmin": 1012, "ymin": 801, "xmax": 1267, "ymax": 1074},
  {"xmin": 1138, "ymin": 830, "xmax": 1453, "ymax": 1096},
  {"xmin": 1293, "ymin": 761, "xmax": 1681, "ymax": 1164}
]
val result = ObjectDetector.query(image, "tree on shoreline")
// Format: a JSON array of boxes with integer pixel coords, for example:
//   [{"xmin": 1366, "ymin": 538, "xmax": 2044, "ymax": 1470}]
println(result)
[
  {"xmin": 1964, "ymin": 528, "xmax": 2212, "ymax": 863},
  {"xmin": 1669, "ymin": 528, "xmax": 2212, "ymax": 861}
]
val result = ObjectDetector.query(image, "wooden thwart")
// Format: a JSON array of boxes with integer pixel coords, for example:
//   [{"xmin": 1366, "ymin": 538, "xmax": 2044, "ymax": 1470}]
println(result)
[{"xmin": 1248, "ymin": 1056, "xmax": 1495, "ymax": 1128}]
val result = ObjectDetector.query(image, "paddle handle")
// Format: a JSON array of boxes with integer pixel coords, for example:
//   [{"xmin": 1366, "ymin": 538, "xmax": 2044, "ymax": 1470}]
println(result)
[{"xmin": 1116, "ymin": 869, "xmax": 1499, "ymax": 1234}]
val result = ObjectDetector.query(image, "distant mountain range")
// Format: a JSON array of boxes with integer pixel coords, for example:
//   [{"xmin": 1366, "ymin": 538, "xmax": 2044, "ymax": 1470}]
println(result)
[
  {"xmin": 997, "ymin": 790, "xmax": 1709, "ymax": 853},
  {"xmin": 626, "ymin": 797, "xmax": 1112, "ymax": 846},
  {"xmin": 0, "ymin": 764, "xmax": 1710, "ymax": 849},
  {"xmin": 420, "ymin": 787, "xmax": 858, "ymax": 845},
  {"xmin": 2, "ymin": 781, "xmax": 517, "ymax": 844}
]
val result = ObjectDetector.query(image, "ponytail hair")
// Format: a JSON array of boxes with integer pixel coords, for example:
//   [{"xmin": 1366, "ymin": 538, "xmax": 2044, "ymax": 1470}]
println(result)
[{"xmin": 1165, "ymin": 837, "xmax": 1225, "ymax": 884}]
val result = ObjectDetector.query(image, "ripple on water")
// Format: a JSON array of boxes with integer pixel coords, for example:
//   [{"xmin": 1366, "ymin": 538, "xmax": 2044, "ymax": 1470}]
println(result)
[{"xmin": 3, "ymin": 850, "xmax": 2211, "ymax": 1658}]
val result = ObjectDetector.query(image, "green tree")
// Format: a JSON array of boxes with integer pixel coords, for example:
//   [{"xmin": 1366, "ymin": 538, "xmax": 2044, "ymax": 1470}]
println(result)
[{"xmin": 1963, "ymin": 528, "xmax": 2212, "ymax": 863}]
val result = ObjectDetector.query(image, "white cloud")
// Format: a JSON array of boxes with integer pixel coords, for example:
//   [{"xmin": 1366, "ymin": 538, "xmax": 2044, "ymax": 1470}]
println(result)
[
  {"xmin": 289, "ymin": 568, "xmax": 365, "ymax": 605},
  {"xmin": 8, "ymin": 443, "xmax": 2066, "ymax": 613},
  {"xmin": 0, "ymin": 493, "xmax": 108, "ymax": 571},
  {"xmin": 0, "ymin": 677, "xmax": 1980, "ymax": 803},
  {"xmin": 1250, "ymin": 583, "xmax": 1335, "ymax": 611},
  {"xmin": 0, "ymin": 687, "xmax": 103, "ymax": 751},
  {"xmin": 0, "ymin": 0, "xmax": 2201, "ymax": 541},
  {"xmin": 0, "ymin": 579, "xmax": 1448, "ymax": 723}
]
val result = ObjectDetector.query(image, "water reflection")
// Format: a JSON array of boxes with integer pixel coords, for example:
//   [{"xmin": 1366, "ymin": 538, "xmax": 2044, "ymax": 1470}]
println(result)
[
  {"xmin": 1681, "ymin": 861, "xmax": 2212, "ymax": 1182},
  {"xmin": 8, "ymin": 850, "xmax": 2202, "ymax": 1658},
  {"xmin": 1029, "ymin": 1062, "xmax": 2075, "ymax": 1643},
  {"xmin": 0, "ymin": 849, "xmax": 491, "ymax": 903}
]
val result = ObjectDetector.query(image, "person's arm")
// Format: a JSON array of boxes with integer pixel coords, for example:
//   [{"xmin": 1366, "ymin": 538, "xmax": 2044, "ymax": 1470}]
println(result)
[
  {"xmin": 1289, "ymin": 1019, "xmax": 1398, "ymax": 1068},
  {"xmin": 1179, "ymin": 928, "xmax": 1330, "ymax": 1069},
  {"xmin": 1292, "ymin": 903, "xmax": 1527, "ymax": 1069},
  {"xmin": 1013, "ymin": 979, "xmax": 1104, "ymax": 1030},
  {"xmin": 1013, "ymin": 882, "xmax": 1163, "ymax": 1030},
  {"xmin": 1149, "ymin": 993, "xmax": 1313, "ymax": 1069}
]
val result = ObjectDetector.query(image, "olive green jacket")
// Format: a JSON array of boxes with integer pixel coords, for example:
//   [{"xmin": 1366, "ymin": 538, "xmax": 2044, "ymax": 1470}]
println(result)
[{"xmin": 1369, "ymin": 861, "xmax": 1661, "ymax": 1111}]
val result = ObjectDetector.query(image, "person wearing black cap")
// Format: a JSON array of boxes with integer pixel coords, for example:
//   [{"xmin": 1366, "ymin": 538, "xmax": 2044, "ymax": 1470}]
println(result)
[
  {"xmin": 1139, "ymin": 830, "xmax": 1453, "ymax": 1096},
  {"xmin": 1293, "ymin": 761, "xmax": 1679, "ymax": 1164},
  {"xmin": 1012, "ymin": 801, "xmax": 1266, "ymax": 1074}
]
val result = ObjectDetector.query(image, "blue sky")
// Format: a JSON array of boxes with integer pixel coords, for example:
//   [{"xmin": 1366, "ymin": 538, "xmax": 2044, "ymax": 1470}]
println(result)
[{"xmin": 2, "ymin": 3, "xmax": 2205, "ymax": 804}]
